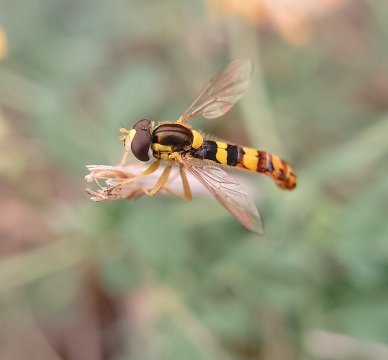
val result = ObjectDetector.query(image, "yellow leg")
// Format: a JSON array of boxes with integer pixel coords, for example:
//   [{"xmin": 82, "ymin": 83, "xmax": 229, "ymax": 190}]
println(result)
[
  {"xmin": 119, "ymin": 149, "xmax": 130, "ymax": 166},
  {"xmin": 108, "ymin": 159, "xmax": 161, "ymax": 193},
  {"xmin": 136, "ymin": 185, "xmax": 183, "ymax": 199},
  {"xmin": 163, "ymin": 186, "xmax": 187, "ymax": 200},
  {"xmin": 179, "ymin": 165, "xmax": 192, "ymax": 201},
  {"xmin": 149, "ymin": 164, "xmax": 172, "ymax": 196}
]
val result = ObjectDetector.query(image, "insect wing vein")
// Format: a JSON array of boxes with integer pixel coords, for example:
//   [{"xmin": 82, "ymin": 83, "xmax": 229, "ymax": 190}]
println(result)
[
  {"xmin": 182, "ymin": 158, "xmax": 264, "ymax": 235},
  {"xmin": 180, "ymin": 59, "xmax": 253, "ymax": 122}
]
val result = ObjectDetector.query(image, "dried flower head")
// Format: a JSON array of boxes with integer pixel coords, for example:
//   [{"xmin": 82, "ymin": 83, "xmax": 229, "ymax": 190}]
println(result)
[{"xmin": 85, "ymin": 164, "xmax": 208, "ymax": 202}]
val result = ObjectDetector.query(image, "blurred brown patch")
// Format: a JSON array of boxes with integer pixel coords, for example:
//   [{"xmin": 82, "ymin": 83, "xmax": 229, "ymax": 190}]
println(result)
[
  {"xmin": 0, "ymin": 197, "xmax": 52, "ymax": 257},
  {"xmin": 0, "ymin": 28, "xmax": 7, "ymax": 60},
  {"xmin": 353, "ymin": 72, "xmax": 388, "ymax": 112},
  {"xmin": 207, "ymin": 0, "xmax": 349, "ymax": 45}
]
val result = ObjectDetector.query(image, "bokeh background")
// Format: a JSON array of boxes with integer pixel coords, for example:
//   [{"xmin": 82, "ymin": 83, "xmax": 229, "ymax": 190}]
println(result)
[{"xmin": 1, "ymin": 0, "xmax": 388, "ymax": 359}]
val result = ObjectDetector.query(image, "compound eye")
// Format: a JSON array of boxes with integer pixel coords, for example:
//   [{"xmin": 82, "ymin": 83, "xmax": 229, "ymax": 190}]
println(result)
[{"xmin": 131, "ymin": 119, "xmax": 152, "ymax": 162}]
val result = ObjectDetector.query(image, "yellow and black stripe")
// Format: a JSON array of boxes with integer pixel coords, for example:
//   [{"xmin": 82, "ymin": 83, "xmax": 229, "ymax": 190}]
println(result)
[{"xmin": 191, "ymin": 139, "xmax": 297, "ymax": 190}]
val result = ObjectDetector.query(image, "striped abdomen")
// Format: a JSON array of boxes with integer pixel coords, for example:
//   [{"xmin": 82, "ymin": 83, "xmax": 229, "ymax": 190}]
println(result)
[{"xmin": 191, "ymin": 140, "xmax": 297, "ymax": 190}]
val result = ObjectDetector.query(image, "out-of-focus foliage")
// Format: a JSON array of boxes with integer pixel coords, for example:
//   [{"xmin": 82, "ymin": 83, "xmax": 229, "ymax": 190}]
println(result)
[{"xmin": 0, "ymin": 0, "xmax": 388, "ymax": 359}]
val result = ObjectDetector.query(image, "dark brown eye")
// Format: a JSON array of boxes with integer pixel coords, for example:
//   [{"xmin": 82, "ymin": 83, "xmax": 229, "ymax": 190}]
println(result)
[{"xmin": 131, "ymin": 119, "xmax": 152, "ymax": 161}]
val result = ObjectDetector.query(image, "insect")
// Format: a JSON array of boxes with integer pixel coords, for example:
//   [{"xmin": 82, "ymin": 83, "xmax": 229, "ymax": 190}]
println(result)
[{"xmin": 114, "ymin": 59, "xmax": 297, "ymax": 235}]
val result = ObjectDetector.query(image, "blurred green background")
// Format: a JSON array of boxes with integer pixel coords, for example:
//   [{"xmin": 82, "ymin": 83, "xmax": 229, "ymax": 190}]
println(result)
[{"xmin": 1, "ymin": 0, "xmax": 388, "ymax": 359}]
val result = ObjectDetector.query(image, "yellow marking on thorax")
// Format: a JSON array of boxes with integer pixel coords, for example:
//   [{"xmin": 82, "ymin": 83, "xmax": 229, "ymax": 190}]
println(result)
[
  {"xmin": 152, "ymin": 143, "xmax": 173, "ymax": 152},
  {"xmin": 215, "ymin": 141, "xmax": 228, "ymax": 164},
  {"xmin": 191, "ymin": 130, "xmax": 204, "ymax": 149}
]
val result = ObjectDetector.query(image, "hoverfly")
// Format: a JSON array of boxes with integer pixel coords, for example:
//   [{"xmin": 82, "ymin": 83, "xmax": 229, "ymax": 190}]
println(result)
[{"xmin": 113, "ymin": 59, "xmax": 297, "ymax": 235}]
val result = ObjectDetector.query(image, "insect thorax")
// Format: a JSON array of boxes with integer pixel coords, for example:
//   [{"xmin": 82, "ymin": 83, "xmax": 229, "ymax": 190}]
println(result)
[{"xmin": 151, "ymin": 124, "xmax": 194, "ymax": 157}]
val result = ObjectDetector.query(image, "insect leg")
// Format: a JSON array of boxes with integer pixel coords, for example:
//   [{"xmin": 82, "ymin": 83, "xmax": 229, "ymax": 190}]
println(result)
[
  {"xmin": 119, "ymin": 149, "xmax": 130, "ymax": 166},
  {"xmin": 179, "ymin": 165, "xmax": 192, "ymax": 201},
  {"xmin": 148, "ymin": 164, "xmax": 173, "ymax": 196},
  {"xmin": 163, "ymin": 186, "xmax": 187, "ymax": 199},
  {"xmin": 107, "ymin": 159, "xmax": 161, "ymax": 193}
]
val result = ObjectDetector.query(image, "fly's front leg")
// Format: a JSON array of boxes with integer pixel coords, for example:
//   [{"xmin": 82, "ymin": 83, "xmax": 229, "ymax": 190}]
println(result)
[
  {"xmin": 107, "ymin": 159, "xmax": 161, "ymax": 194},
  {"xmin": 118, "ymin": 128, "xmax": 135, "ymax": 166},
  {"xmin": 119, "ymin": 149, "xmax": 130, "ymax": 167}
]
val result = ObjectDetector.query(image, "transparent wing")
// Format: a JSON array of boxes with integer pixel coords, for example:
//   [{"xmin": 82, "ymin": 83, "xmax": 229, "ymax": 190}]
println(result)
[
  {"xmin": 180, "ymin": 59, "xmax": 253, "ymax": 123},
  {"xmin": 181, "ymin": 157, "xmax": 264, "ymax": 235}
]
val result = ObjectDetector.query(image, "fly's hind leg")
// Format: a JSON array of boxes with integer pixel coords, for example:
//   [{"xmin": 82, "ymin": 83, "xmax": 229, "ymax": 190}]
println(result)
[
  {"xmin": 179, "ymin": 165, "xmax": 192, "ymax": 201},
  {"xmin": 163, "ymin": 186, "xmax": 188, "ymax": 200}
]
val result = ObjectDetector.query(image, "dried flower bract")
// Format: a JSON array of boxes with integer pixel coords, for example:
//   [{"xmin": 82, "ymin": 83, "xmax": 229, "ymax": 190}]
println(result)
[{"xmin": 85, "ymin": 164, "xmax": 206, "ymax": 202}]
